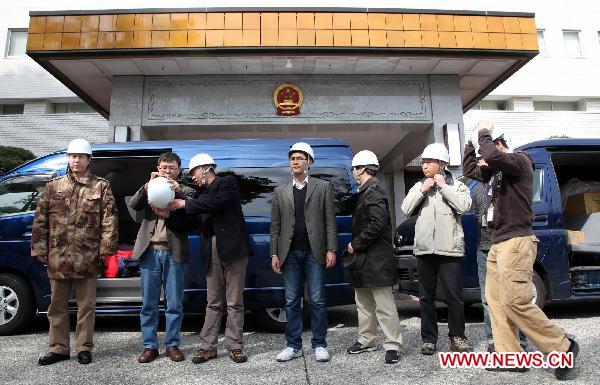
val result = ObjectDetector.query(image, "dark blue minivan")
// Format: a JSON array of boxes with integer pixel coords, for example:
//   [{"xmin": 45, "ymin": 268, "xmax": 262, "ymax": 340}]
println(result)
[
  {"xmin": 396, "ymin": 138, "xmax": 600, "ymax": 309},
  {"xmin": 0, "ymin": 138, "xmax": 357, "ymax": 334}
]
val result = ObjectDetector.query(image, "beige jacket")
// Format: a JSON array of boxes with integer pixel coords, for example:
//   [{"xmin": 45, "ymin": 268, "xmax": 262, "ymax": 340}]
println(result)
[{"xmin": 401, "ymin": 173, "xmax": 471, "ymax": 257}]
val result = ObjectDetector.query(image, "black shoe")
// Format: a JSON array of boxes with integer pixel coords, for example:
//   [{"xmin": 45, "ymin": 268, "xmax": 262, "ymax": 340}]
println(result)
[
  {"xmin": 486, "ymin": 367, "xmax": 529, "ymax": 373},
  {"xmin": 38, "ymin": 352, "xmax": 70, "ymax": 366},
  {"xmin": 77, "ymin": 351, "xmax": 92, "ymax": 365},
  {"xmin": 555, "ymin": 337, "xmax": 579, "ymax": 381},
  {"xmin": 347, "ymin": 341, "xmax": 377, "ymax": 354},
  {"xmin": 421, "ymin": 342, "xmax": 436, "ymax": 355},
  {"xmin": 385, "ymin": 350, "xmax": 400, "ymax": 364}
]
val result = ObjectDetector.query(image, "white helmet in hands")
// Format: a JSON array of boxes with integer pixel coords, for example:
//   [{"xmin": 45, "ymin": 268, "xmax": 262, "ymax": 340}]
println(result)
[
  {"xmin": 188, "ymin": 153, "xmax": 216, "ymax": 171},
  {"xmin": 352, "ymin": 150, "xmax": 379, "ymax": 168},
  {"xmin": 472, "ymin": 124, "xmax": 510, "ymax": 154},
  {"xmin": 289, "ymin": 142, "xmax": 315, "ymax": 161},
  {"xmin": 147, "ymin": 177, "xmax": 175, "ymax": 209},
  {"xmin": 66, "ymin": 138, "xmax": 92, "ymax": 155},
  {"xmin": 421, "ymin": 143, "xmax": 449, "ymax": 163}
]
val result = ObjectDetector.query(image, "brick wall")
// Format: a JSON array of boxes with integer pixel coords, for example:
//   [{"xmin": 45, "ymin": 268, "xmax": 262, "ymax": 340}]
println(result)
[{"xmin": 0, "ymin": 113, "xmax": 109, "ymax": 156}]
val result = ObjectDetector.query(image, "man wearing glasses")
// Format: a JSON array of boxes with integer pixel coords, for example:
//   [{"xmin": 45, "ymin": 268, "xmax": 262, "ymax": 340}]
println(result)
[
  {"xmin": 129, "ymin": 152, "xmax": 194, "ymax": 363},
  {"xmin": 270, "ymin": 142, "xmax": 337, "ymax": 363}
]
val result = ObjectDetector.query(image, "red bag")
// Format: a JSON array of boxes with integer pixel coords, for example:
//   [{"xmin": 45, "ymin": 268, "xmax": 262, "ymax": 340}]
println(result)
[
  {"xmin": 103, "ymin": 254, "xmax": 119, "ymax": 278},
  {"xmin": 104, "ymin": 250, "xmax": 133, "ymax": 278}
]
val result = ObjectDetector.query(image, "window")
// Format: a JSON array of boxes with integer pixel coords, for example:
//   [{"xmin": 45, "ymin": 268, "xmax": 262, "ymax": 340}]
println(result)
[
  {"xmin": 6, "ymin": 29, "xmax": 28, "ymax": 57},
  {"xmin": 0, "ymin": 104, "xmax": 24, "ymax": 115},
  {"xmin": 0, "ymin": 175, "xmax": 50, "ymax": 216},
  {"xmin": 532, "ymin": 168, "xmax": 543, "ymax": 204},
  {"xmin": 182, "ymin": 167, "xmax": 354, "ymax": 216},
  {"xmin": 552, "ymin": 102, "xmax": 578, "ymax": 111},
  {"xmin": 563, "ymin": 30, "xmax": 582, "ymax": 57},
  {"xmin": 52, "ymin": 103, "xmax": 94, "ymax": 114},
  {"xmin": 533, "ymin": 101, "xmax": 578, "ymax": 111},
  {"xmin": 472, "ymin": 100, "xmax": 506, "ymax": 111},
  {"xmin": 537, "ymin": 30, "xmax": 547, "ymax": 56}
]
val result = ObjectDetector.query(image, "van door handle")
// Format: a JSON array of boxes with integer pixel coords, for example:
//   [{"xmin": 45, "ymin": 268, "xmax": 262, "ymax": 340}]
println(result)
[{"xmin": 22, "ymin": 225, "xmax": 33, "ymax": 238}]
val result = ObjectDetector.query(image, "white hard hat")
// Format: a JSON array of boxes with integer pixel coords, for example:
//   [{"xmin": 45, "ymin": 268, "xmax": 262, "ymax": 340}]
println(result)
[
  {"xmin": 289, "ymin": 142, "xmax": 315, "ymax": 161},
  {"xmin": 352, "ymin": 150, "xmax": 379, "ymax": 167},
  {"xmin": 490, "ymin": 126, "xmax": 505, "ymax": 141},
  {"xmin": 472, "ymin": 125, "xmax": 509, "ymax": 154},
  {"xmin": 147, "ymin": 177, "xmax": 175, "ymax": 209},
  {"xmin": 66, "ymin": 139, "xmax": 92, "ymax": 155},
  {"xmin": 188, "ymin": 153, "xmax": 216, "ymax": 171},
  {"xmin": 421, "ymin": 143, "xmax": 449, "ymax": 163}
]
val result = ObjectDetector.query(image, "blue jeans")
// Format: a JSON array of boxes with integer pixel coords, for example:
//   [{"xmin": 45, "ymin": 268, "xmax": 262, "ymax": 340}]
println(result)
[
  {"xmin": 477, "ymin": 250, "xmax": 527, "ymax": 348},
  {"xmin": 140, "ymin": 249, "xmax": 186, "ymax": 349},
  {"xmin": 282, "ymin": 250, "xmax": 327, "ymax": 350}
]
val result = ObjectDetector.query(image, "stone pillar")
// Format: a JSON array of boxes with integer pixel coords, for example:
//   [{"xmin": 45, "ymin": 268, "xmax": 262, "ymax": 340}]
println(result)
[
  {"xmin": 428, "ymin": 75, "xmax": 465, "ymax": 170},
  {"xmin": 109, "ymin": 76, "xmax": 144, "ymax": 141},
  {"xmin": 578, "ymin": 98, "xmax": 600, "ymax": 112},
  {"xmin": 507, "ymin": 97, "xmax": 534, "ymax": 111},
  {"xmin": 23, "ymin": 100, "xmax": 52, "ymax": 114}
]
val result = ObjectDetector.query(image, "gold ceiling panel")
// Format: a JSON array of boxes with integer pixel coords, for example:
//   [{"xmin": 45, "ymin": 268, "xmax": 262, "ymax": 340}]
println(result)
[{"xmin": 27, "ymin": 11, "xmax": 538, "ymax": 52}]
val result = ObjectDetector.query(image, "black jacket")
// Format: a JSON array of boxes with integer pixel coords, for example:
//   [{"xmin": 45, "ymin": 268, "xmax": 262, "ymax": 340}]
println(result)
[
  {"xmin": 463, "ymin": 128, "xmax": 535, "ymax": 244},
  {"xmin": 184, "ymin": 175, "xmax": 253, "ymax": 266},
  {"xmin": 347, "ymin": 177, "xmax": 398, "ymax": 288}
]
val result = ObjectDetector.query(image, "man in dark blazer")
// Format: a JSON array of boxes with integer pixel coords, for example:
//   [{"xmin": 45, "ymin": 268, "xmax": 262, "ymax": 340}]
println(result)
[
  {"xmin": 169, "ymin": 153, "xmax": 253, "ymax": 365},
  {"xmin": 270, "ymin": 142, "xmax": 337, "ymax": 363},
  {"xmin": 129, "ymin": 152, "xmax": 194, "ymax": 364}
]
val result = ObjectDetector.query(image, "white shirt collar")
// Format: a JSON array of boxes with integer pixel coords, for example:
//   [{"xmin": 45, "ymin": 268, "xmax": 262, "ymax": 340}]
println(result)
[{"xmin": 292, "ymin": 175, "xmax": 309, "ymax": 189}]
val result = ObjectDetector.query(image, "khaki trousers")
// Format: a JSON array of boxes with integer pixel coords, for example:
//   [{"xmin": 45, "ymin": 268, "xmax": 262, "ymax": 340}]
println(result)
[
  {"xmin": 355, "ymin": 286, "xmax": 403, "ymax": 351},
  {"xmin": 199, "ymin": 236, "xmax": 248, "ymax": 351},
  {"xmin": 47, "ymin": 278, "xmax": 97, "ymax": 354},
  {"xmin": 486, "ymin": 236, "xmax": 569, "ymax": 353}
]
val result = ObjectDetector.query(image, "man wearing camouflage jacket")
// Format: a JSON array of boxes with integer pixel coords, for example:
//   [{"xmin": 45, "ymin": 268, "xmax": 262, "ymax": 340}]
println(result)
[{"xmin": 31, "ymin": 139, "xmax": 118, "ymax": 366}]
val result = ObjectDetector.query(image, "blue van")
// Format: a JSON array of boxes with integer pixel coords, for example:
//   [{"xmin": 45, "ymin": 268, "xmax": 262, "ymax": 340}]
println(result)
[
  {"xmin": 0, "ymin": 138, "xmax": 357, "ymax": 334},
  {"xmin": 395, "ymin": 138, "xmax": 600, "ymax": 309}
]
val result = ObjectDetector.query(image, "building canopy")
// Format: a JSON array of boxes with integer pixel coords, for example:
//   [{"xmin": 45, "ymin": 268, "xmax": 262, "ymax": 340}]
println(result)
[{"xmin": 26, "ymin": 8, "xmax": 538, "ymax": 118}]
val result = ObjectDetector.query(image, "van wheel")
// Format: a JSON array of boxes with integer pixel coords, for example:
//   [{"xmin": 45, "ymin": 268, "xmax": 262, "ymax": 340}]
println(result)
[
  {"xmin": 0, "ymin": 274, "xmax": 35, "ymax": 335},
  {"xmin": 258, "ymin": 307, "xmax": 288, "ymax": 333},
  {"xmin": 532, "ymin": 270, "xmax": 547, "ymax": 309},
  {"xmin": 256, "ymin": 302, "xmax": 309, "ymax": 333}
]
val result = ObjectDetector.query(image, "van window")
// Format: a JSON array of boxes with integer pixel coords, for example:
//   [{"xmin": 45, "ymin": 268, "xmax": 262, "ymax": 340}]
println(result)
[
  {"xmin": 533, "ymin": 167, "xmax": 543, "ymax": 204},
  {"xmin": 207, "ymin": 167, "xmax": 353, "ymax": 216},
  {"xmin": 90, "ymin": 155, "xmax": 164, "ymax": 245},
  {"xmin": 0, "ymin": 175, "xmax": 50, "ymax": 215}
]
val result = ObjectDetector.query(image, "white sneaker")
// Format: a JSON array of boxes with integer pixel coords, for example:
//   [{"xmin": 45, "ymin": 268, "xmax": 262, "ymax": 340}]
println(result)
[
  {"xmin": 276, "ymin": 347, "xmax": 303, "ymax": 362},
  {"xmin": 314, "ymin": 347, "xmax": 330, "ymax": 362}
]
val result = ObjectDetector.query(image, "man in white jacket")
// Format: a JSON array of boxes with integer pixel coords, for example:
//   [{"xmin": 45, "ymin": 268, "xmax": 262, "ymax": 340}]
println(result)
[{"xmin": 401, "ymin": 143, "xmax": 472, "ymax": 355}]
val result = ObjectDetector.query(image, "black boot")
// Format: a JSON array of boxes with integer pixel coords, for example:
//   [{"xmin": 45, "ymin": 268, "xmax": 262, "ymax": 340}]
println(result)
[
  {"xmin": 77, "ymin": 350, "xmax": 93, "ymax": 365},
  {"xmin": 555, "ymin": 337, "xmax": 579, "ymax": 381}
]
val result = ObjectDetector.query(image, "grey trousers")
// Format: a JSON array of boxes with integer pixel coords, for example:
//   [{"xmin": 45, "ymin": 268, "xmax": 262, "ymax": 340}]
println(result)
[{"xmin": 199, "ymin": 236, "xmax": 248, "ymax": 351}]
